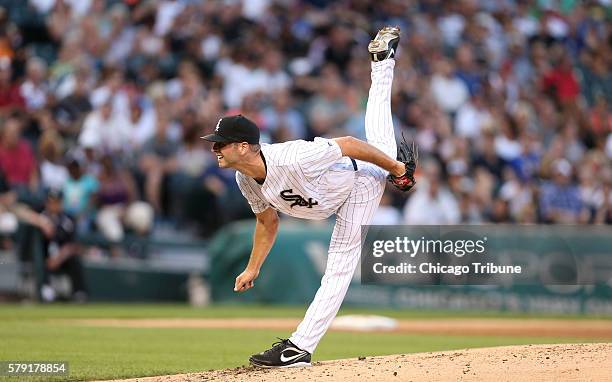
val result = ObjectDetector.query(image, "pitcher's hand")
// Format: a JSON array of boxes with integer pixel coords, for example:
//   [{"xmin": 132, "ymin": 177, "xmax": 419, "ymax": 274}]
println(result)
[{"xmin": 234, "ymin": 268, "xmax": 259, "ymax": 292}]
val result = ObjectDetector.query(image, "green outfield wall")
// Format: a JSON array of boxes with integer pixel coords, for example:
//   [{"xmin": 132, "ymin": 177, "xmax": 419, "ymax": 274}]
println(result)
[{"xmin": 209, "ymin": 221, "xmax": 612, "ymax": 314}]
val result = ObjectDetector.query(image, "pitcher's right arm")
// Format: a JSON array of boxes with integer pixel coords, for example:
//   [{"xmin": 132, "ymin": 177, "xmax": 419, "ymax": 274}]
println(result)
[{"xmin": 234, "ymin": 207, "xmax": 279, "ymax": 292}]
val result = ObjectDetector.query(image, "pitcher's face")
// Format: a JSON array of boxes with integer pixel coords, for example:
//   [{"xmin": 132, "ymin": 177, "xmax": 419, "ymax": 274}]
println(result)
[{"xmin": 212, "ymin": 142, "xmax": 250, "ymax": 168}]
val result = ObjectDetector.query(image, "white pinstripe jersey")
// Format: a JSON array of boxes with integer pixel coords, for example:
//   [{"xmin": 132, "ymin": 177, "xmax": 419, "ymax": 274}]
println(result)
[{"xmin": 235, "ymin": 137, "xmax": 357, "ymax": 220}]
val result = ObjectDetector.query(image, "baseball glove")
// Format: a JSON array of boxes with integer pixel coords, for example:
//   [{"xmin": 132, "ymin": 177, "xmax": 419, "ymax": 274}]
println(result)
[{"xmin": 387, "ymin": 135, "xmax": 418, "ymax": 192}]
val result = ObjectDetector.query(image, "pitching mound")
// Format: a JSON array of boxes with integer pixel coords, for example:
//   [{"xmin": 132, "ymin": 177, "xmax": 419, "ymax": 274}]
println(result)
[{"xmin": 103, "ymin": 343, "xmax": 611, "ymax": 382}]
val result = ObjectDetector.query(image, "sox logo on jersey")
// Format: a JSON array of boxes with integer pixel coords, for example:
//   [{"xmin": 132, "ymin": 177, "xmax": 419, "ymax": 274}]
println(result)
[{"xmin": 280, "ymin": 189, "xmax": 319, "ymax": 208}]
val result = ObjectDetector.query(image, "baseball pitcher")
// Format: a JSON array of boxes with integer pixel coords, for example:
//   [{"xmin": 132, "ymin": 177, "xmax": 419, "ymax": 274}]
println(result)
[{"xmin": 202, "ymin": 26, "xmax": 417, "ymax": 368}]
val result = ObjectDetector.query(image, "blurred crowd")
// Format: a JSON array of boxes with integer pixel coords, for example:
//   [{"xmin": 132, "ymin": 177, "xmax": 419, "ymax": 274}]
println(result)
[{"xmin": 0, "ymin": 0, "xmax": 611, "ymax": 257}]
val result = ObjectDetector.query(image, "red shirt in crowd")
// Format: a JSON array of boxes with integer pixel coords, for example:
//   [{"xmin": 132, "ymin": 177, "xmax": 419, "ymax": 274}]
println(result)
[
  {"xmin": 0, "ymin": 83, "xmax": 25, "ymax": 110},
  {"xmin": 0, "ymin": 139, "xmax": 37, "ymax": 186},
  {"xmin": 542, "ymin": 67, "xmax": 580, "ymax": 103}
]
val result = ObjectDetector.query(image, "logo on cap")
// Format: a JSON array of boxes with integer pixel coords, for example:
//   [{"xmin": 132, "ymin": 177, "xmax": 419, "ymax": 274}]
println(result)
[{"xmin": 215, "ymin": 119, "xmax": 222, "ymax": 132}]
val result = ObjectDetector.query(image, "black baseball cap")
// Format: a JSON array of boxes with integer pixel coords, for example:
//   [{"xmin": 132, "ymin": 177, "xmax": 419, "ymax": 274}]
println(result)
[
  {"xmin": 201, "ymin": 115, "xmax": 260, "ymax": 144},
  {"xmin": 47, "ymin": 188, "xmax": 63, "ymax": 200}
]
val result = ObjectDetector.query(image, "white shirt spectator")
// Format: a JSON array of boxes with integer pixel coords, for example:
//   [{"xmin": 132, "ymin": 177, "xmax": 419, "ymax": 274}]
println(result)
[
  {"xmin": 606, "ymin": 133, "xmax": 612, "ymax": 159},
  {"xmin": 79, "ymin": 108, "xmax": 130, "ymax": 152},
  {"xmin": 31, "ymin": 0, "xmax": 91, "ymax": 16},
  {"xmin": 455, "ymin": 100, "xmax": 491, "ymax": 138},
  {"xmin": 499, "ymin": 178, "xmax": 534, "ymax": 219},
  {"xmin": 403, "ymin": 183, "xmax": 461, "ymax": 224},
  {"xmin": 20, "ymin": 57, "xmax": 49, "ymax": 110},
  {"xmin": 495, "ymin": 135, "xmax": 522, "ymax": 161},
  {"xmin": 40, "ymin": 160, "xmax": 69, "ymax": 191},
  {"xmin": 257, "ymin": 68, "xmax": 291, "ymax": 94},
  {"xmin": 105, "ymin": 27, "xmax": 136, "ymax": 66},
  {"xmin": 20, "ymin": 81, "xmax": 48, "ymax": 110},
  {"xmin": 217, "ymin": 59, "xmax": 267, "ymax": 108},
  {"xmin": 127, "ymin": 107, "xmax": 157, "ymax": 150},
  {"xmin": 580, "ymin": 182, "xmax": 605, "ymax": 211},
  {"xmin": 437, "ymin": 13, "xmax": 465, "ymax": 47},
  {"xmin": 545, "ymin": 14, "xmax": 569, "ymax": 39},
  {"xmin": 155, "ymin": 0, "xmax": 185, "ymax": 37},
  {"xmin": 201, "ymin": 34, "xmax": 222, "ymax": 60},
  {"xmin": 430, "ymin": 74, "xmax": 469, "ymax": 113},
  {"xmin": 90, "ymin": 87, "xmax": 130, "ymax": 120},
  {"xmin": 513, "ymin": 12, "xmax": 539, "ymax": 38},
  {"xmin": 65, "ymin": 0, "xmax": 92, "ymax": 18},
  {"xmin": 54, "ymin": 71, "xmax": 93, "ymax": 100},
  {"xmin": 242, "ymin": 0, "xmax": 271, "ymax": 21},
  {"xmin": 478, "ymin": 13, "xmax": 505, "ymax": 68},
  {"xmin": 29, "ymin": 0, "xmax": 55, "ymax": 14}
]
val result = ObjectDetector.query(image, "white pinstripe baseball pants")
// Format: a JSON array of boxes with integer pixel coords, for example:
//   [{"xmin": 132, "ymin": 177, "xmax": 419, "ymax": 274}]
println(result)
[{"xmin": 290, "ymin": 59, "xmax": 397, "ymax": 353}]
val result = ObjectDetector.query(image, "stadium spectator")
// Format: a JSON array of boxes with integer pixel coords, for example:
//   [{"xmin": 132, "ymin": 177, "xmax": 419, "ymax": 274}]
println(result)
[
  {"xmin": 30, "ymin": 190, "xmax": 87, "ymax": 303},
  {"xmin": 0, "ymin": 115, "xmax": 39, "ymax": 194},
  {"xmin": 429, "ymin": 57, "xmax": 469, "ymax": 115},
  {"xmin": 171, "ymin": 116, "xmax": 215, "ymax": 227},
  {"xmin": 403, "ymin": 160, "xmax": 460, "ymax": 225},
  {"xmin": 53, "ymin": 65, "xmax": 93, "ymax": 136},
  {"xmin": 78, "ymin": 91, "xmax": 130, "ymax": 154},
  {"xmin": 541, "ymin": 52, "xmax": 581, "ymax": 111},
  {"xmin": 0, "ymin": 168, "xmax": 17, "ymax": 241},
  {"xmin": 261, "ymin": 89, "xmax": 307, "ymax": 141},
  {"xmin": 0, "ymin": 58, "xmax": 24, "ymax": 114},
  {"xmin": 539, "ymin": 159, "xmax": 586, "ymax": 224},
  {"xmin": 125, "ymin": 97, "xmax": 157, "ymax": 152},
  {"xmin": 38, "ymin": 129, "xmax": 68, "ymax": 192},
  {"xmin": 137, "ymin": 112, "xmax": 179, "ymax": 214},
  {"xmin": 20, "ymin": 57, "xmax": 49, "ymax": 111},
  {"xmin": 306, "ymin": 66, "xmax": 351, "ymax": 138},
  {"xmin": 454, "ymin": 92, "xmax": 491, "ymax": 139},
  {"xmin": 62, "ymin": 157, "xmax": 98, "ymax": 231},
  {"xmin": 96, "ymin": 155, "xmax": 153, "ymax": 253}
]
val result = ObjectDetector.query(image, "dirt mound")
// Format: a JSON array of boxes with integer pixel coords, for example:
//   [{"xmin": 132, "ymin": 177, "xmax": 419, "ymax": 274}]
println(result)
[{"xmin": 101, "ymin": 343, "xmax": 611, "ymax": 382}]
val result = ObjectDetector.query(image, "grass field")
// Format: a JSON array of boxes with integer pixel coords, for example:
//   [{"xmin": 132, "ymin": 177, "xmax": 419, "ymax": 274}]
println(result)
[{"xmin": 0, "ymin": 304, "xmax": 610, "ymax": 382}]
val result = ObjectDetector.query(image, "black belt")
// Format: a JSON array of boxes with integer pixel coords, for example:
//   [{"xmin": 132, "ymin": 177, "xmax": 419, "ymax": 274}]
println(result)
[{"xmin": 350, "ymin": 158, "xmax": 358, "ymax": 171}]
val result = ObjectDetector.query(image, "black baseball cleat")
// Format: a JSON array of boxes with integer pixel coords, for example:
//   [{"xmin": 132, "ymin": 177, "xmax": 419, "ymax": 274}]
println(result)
[
  {"xmin": 249, "ymin": 338, "xmax": 311, "ymax": 368},
  {"xmin": 368, "ymin": 26, "xmax": 401, "ymax": 62}
]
